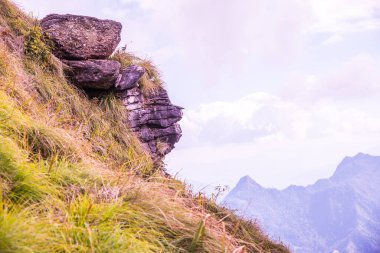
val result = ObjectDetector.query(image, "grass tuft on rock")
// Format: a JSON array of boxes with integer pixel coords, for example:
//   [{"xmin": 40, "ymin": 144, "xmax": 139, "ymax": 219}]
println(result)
[{"xmin": 112, "ymin": 49, "xmax": 164, "ymax": 95}]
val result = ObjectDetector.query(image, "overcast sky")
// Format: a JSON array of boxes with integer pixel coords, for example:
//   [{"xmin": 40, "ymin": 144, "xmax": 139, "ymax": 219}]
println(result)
[{"xmin": 16, "ymin": 0, "xmax": 380, "ymax": 191}]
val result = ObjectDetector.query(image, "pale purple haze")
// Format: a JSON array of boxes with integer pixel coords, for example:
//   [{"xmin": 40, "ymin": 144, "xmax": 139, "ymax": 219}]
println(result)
[{"xmin": 16, "ymin": 0, "xmax": 380, "ymax": 191}]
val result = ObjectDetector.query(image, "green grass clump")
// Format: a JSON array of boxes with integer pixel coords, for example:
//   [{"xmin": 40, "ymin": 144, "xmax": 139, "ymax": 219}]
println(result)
[
  {"xmin": 0, "ymin": 136, "xmax": 56, "ymax": 203},
  {"xmin": 111, "ymin": 49, "xmax": 135, "ymax": 68},
  {"xmin": 112, "ymin": 50, "xmax": 163, "ymax": 96},
  {"xmin": 0, "ymin": 0, "xmax": 31, "ymax": 35},
  {"xmin": 189, "ymin": 216, "xmax": 207, "ymax": 252},
  {"xmin": 0, "ymin": 91, "xmax": 80, "ymax": 160},
  {"xmin": 0, "ymin": 47, "xmax": 8, "ymax": 76},
  {"xmin": 0, "ymin": 45, "xmax": 11, "ymax": 77},
  {"xmin": 24, "ymin": 25, "xmax": 52, "ymax": 67}
]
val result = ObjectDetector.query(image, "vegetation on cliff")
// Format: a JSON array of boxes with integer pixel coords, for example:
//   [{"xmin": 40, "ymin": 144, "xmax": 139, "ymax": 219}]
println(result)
[{"xmin": 0, "ymin": 1, "xmax": 289, "ymax": 252}]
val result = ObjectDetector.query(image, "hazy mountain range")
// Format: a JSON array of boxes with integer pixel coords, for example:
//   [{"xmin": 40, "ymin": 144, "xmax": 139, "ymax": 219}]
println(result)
[{"xmin": 224, "ymin": 153, "xmax": 380, "ymax": 253}]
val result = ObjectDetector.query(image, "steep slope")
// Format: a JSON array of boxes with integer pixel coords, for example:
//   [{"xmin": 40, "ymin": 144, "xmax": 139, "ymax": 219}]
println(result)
[
  {"xmin": 224, "ymin": 153, "xmax": 380, "ymax": 253},
  {"xmin": 0, "ymin": 1, "xmax": 288, "ymax": 252}
]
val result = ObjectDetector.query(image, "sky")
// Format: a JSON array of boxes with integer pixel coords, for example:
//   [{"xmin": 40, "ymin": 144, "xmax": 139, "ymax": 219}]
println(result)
[{"xmin": 16, "ymin": 0, "xmax": 380, "ymax": 192}]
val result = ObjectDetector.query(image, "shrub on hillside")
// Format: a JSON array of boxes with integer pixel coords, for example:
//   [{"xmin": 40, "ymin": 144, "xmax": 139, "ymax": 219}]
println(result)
[{"xmin": 24, "ymin": 25, "xmax": 52, "ymax": 66}]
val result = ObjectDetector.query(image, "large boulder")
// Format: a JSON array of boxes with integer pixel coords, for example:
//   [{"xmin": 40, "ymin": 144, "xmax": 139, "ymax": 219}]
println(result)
[
  {"xmin": 115, "ymin": 65, "xmax": 144, "ymax": 91},
  {"xmin": 40, "ymin": 14, "xmax": 122, "ymax": 60},
  {"xmin": 63, "ymin": 59, "xmax": 120, "ymax": 89}
]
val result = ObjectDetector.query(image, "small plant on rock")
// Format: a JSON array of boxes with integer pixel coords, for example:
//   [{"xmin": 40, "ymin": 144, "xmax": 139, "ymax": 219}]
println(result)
[
  {"xmin": 24, "ymin": 25, "xmax": 52, "ymax": 66},
  {"xmin": 111, "ymin": 47, "xmax": 135, "ymax": 68}
]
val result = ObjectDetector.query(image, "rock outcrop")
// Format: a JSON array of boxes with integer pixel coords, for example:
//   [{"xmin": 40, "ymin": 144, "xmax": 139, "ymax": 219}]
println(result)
[
  {"xmin": 117, "ymin": 87, "xmax": 182, "ymax": 159},
  {"xmin": 41, "ymin": 14, "xmax": 182, "ymax": 163},
  {"xmin": 115, "ymin": 65, "xmax": 144, "ymax": 91},
  {"xmin": 40, "ymin": 14, "xmax": 122, "ymax": 60},
  {"xmin": 63, "ymin": 59, "xmax": 120, "ymax": 89}
]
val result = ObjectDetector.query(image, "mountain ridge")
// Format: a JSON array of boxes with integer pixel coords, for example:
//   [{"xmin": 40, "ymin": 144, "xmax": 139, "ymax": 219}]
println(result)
[{"xmin": 224, "ymin": 153, "xmax": 380, "ymax": 253}]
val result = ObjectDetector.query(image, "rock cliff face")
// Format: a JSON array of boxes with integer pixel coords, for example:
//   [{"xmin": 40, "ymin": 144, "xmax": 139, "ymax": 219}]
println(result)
[
  {"xmin": 41, "ymin": 14, "xmax": 182, "ymax": 162},
  {"xmin": 117, "ymin": 87, "xmax": 182, "ymax": 160}
]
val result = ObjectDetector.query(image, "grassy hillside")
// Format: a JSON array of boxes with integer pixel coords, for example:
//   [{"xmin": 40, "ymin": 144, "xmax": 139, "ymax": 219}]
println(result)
[{"xmin": 0, "ymin": 1, "xmax": 289, "ymax": 252}]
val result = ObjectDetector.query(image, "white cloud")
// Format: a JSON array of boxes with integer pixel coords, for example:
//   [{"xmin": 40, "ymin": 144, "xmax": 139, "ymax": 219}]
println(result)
[
  {"xmin": 180, "ymin": 91, "xmax": 380, "ymax": 146},
  {"xmin": 108, "ymin": 0, "xmax": 380, "ymax": 63},
  {"xmin": 308, "ymin": 0, "xmax": 380, "ymax": 34},
  {"xmin": 180, "ymin": 92, "xmax": 309, "ymax": 146},
  {"xmin": 282, "ymin": 54, "xmax": 380, "ymax": 102},
  {"xmin": 179, "ymin": 54, "xmax": 380, "ymax": 147},
  {"xmin": 322, "ymin": 34, "xmax": 344, "ymax": 45}
]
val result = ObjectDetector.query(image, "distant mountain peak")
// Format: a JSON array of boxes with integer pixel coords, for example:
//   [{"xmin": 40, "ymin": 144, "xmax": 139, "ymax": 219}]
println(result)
[
  {"xmin": 351, "ymin": 152, "xmax": 374, "ymax": 161},
  {"xmin": 238, "ymin": 175, "xmax": 258, "ymax": 184},
  {"xmin": 342, "ymin": 152, "xmax": 374, "ymax": 162},
  {"xmin": 333, "ymin": 153, "xmax": 380, "ymax": 181},
  {"xmin": 354, "ymin": 152, "xmax": 368, "ymax": 158},
  {"xmin": 235, "ymin": 175, "xmax": 263, "ymax": 190},
  {"xmin": 239, "ymin": 175, "xmax": 254, "ymax": 183}
]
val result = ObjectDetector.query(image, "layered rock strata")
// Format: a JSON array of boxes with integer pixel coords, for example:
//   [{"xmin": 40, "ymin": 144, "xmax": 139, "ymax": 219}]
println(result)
[
  {"xmin": 117, "ymin": 87, "xmax": 182, "ymax": 160},
  {"xmin": 115, "ymin": 65, "xmax": 144, "ymax": 91},
  {"xmin": 40, "ymin": 14, "xmax": 182, "ymax": 161}
]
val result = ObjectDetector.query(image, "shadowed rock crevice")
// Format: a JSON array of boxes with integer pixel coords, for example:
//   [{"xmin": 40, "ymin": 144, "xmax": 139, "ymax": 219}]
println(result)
[{"xmin": 41, "ymin": 14, "xmax": 182, "ymax": 162}]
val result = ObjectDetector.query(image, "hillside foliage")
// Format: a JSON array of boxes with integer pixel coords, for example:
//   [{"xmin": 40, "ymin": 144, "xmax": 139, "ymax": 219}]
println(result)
[{"xmin": 0, "ymin": 1, "xmax": 289, "ymax": 252}]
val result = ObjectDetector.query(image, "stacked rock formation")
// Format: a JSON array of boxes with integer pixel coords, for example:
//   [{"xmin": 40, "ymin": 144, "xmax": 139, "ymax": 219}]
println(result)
[
  {"xmin": 41, "ymin": 14, "xmax": 182, "ymax": 161},
  {"xmin": 41, "ymin": 14, "xmax": 122, "ymax": 89},
  {"xmin": 117, "ymin": 87, "xmax": 183, "ymax": 159}
]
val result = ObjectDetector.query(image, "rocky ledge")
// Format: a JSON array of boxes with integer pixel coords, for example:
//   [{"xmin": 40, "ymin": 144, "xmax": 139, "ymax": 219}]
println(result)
[{"xmin": 40, "ymin": 14, "xmax": 182, "ymax": 162}]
